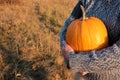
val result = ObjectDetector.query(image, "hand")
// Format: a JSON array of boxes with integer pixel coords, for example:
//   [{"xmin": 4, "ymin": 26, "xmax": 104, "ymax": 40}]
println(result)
[
  {"xmin": 62, "ymin": 41, "xmax": 89, "ymax": 75},
  {"xmin": 79, "ymin": 72, "xmax": 89, "ymax": 76},
  {"xmin": 61, "ymin": 41, "xmax": 74, "ymax": 60}
]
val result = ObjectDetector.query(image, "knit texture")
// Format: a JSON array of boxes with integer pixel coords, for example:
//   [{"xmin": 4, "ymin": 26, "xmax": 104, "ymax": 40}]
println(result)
[{"xmin": 60, "ymin": 0, "xmax": 120, "ymax": 80}]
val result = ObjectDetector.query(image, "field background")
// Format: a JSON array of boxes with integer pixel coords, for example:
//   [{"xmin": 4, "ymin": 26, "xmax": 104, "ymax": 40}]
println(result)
[{"xmin": 0, "ymin": 0, "xmax": 81, "ymax": 80}]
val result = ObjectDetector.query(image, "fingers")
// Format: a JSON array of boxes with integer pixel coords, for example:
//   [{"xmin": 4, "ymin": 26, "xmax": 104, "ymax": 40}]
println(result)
[
  {"xmin": 62, "ymin": 40, "xmax": 67, "ymax": 45},
  {"xmin": 79, "ymin": 72, "xmax": 89, "ymax": 76},
  {"xmin": 62, "ymin": 40, "xmax": 74, "ymax": 52},
  {"xmin": 62, "ymin": 50, "xmax": 69, "ymax": 60},
  {"xmin": 61, "ymin": 41, "xmax": 70, "ymax": 60},
  {"xmin": 62, "ymin": 41, "xmax": 67, "ymax": 49}
]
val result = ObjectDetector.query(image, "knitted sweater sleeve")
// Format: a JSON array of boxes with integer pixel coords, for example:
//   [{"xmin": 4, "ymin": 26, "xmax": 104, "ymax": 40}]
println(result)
[
  {"xmin": 69, "ymin": 42, "xmax": 120, "ymax": 73},
  {"xmin": 69, "ymin": 0, "xmax": 120, "ymax": 73},
  {"xmin": 60, "ymin": 1, "xmax": 83, "ymax": 67},
  {"xmin": 60, "ymin": 0, "xmax": 120, "ymax": 73}
]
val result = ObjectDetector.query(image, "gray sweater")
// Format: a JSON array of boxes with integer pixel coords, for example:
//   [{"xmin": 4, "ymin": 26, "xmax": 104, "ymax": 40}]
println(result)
[{"xmin": 60, "ymin": 0, "xmax": 120, "ymax": 80}]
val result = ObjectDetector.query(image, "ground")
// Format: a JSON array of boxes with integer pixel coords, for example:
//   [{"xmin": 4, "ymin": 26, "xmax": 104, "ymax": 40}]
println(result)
[{"xmin": 0, "ymin": 0, "xmax": 83, "ymax": 80}]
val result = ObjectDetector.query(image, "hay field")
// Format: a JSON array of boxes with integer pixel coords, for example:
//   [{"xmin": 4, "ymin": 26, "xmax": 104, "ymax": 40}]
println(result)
[{"xmin": 0, "ymin": 0, "xmax": 80, "ymax": 80}]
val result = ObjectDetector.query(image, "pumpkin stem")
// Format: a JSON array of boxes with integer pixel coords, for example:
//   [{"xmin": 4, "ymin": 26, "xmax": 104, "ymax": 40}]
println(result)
[{"xmin": 80, "ymin": 5, "xmax": 86, "ymax": 20}]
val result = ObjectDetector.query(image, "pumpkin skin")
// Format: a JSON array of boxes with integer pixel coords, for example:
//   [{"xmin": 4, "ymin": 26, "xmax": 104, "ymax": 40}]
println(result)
[{"xmin": 66, "ymin": 17, "xmax": 108, "ymax": 52}]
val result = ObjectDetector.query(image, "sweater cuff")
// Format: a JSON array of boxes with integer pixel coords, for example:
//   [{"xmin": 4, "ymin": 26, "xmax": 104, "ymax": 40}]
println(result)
[
  {"xmin": 64, "ymin": 52, "xmax": 75, "ymax": 69},
  {"xmin": 69, "ymin": 53, "xmax": 90, "ymax": 72}
]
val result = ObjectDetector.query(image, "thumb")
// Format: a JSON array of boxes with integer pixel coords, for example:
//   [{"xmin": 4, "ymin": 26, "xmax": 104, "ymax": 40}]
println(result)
[
  {"xmin": 62, "ymin": 41, "xmax": 67, "ymax": 45},
  {"xmin": 62, "ymin": 41, "xmax": 67, "ymax": 49}
]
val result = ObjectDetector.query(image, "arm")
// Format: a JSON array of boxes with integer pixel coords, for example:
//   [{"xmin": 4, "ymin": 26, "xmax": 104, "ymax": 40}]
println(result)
[
  {"xmin": 61, "ymin": 37, "xmax": 120, "ymax": 73},
  {"xmin": 69, "ymin": 42, "xmax": 120, "ymax": 73},
  {"xmin": 69, "ymin": 13, "xmax": 120, "ymax": 73},
  {"xmin": 61, "ymin": 0, "xmax": 120, "ymax": 74},
  {"xmin": 60, "ymin": 0, "xmax": 82, "ymax": 68},
  {"xmin": 60, "ymin": 0, "xmax": 96, "ymax": 70}
]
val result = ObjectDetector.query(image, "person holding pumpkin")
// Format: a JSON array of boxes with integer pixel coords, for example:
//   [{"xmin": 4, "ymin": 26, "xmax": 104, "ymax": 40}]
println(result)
[{"xmin": 60, "ymin": 0, "xmax": 120, "ymax": 80}]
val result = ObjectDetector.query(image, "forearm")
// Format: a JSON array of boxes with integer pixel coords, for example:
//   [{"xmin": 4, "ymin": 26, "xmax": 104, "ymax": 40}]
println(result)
[
  {"xmin": 60, "ymin": 16, "xmax": 75, "ymax": 68},
  {"xmin": 60, "ymin": 1, "xmax": 83, "ymax": 69},
  {"xmin": 69, "ymin": 40, "xmax": 120, "ymax": 73}
]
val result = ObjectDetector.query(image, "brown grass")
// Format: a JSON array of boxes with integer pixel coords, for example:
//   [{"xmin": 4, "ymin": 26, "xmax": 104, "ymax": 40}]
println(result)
[
  {"xmin": 0, "ymin": 0, "xmax": 21, "ymax": 5},
  {"xmin": 0, "ymin": 0, "xmax": 78, "ymax": 80}
]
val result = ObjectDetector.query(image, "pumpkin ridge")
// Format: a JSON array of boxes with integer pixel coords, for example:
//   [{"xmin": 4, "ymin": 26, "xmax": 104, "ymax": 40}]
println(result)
[
  {"xmin": 79, "ymin": 21, "xmax": 82, "ymax": 52},
  {"xmin": 76, "ymin": 21, "xmax": 79, "ymax": 51},
  {"xmin": 86, "ymin": 20, "xmax": 92, "ymax": 51},
  {"xmin": 88, "ymin": 18, "xmax": 98, "ymax": 50}
]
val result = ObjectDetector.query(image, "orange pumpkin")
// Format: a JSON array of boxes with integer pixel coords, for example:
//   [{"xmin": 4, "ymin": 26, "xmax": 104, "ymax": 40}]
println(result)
[{"xmin": 66, "ymin": 5, "xmax": 108, "ymax": 52}]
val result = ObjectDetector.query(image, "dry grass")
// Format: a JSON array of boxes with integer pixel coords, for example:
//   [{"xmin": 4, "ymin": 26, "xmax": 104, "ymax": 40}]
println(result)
[
  {"xmin": 0, "ymin": 0, "xmax": 21, "ymax": 5},
  {"xmin": 0, "ymin": 0, "xmax": 78, "ymax": 80}
]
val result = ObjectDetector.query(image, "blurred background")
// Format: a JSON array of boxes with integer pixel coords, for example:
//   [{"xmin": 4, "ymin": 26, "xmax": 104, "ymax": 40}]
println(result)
[{"xmin": 0, "ymin": 0, "xmax": 78, "ymax": 80}]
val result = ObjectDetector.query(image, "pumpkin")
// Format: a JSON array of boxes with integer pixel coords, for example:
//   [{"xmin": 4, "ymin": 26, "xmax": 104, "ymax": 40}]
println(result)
[{"xmin": 66, "ymin": 5, "xmax": 108, "ymax": 52}]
